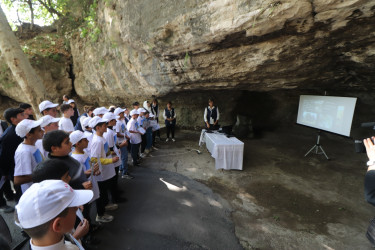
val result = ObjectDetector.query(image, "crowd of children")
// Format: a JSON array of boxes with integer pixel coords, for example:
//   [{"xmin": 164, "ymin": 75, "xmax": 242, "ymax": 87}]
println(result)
[{"xmin": 0, "ymin": 97, "xmax": 173, "ymax": 249}]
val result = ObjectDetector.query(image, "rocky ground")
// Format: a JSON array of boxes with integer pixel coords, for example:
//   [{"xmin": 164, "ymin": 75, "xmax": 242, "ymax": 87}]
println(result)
[
  {"xmin": 2, "ymin": 125, "xmax": 373, "ymax": 250},
  {"xmin": 142, "ymin": 126, "xmax": 374, "ymax": 249}
]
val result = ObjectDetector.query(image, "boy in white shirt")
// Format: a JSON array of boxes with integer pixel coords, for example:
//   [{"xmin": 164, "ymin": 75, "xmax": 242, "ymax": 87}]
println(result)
[
  {"xmin": 15, "ymin": 180, "xmax": 93, "ymax": 250},
  {"xmin": 70, "ymin": 131, "xmax": 101, "ymax": 231},
  {"xmin": 14, "ymin": 119, "xmax": 44, "ymax": 193},
  {"xmin": 59, "ymin": 104, "xmax": 75, "ymax": 133},
  {"xmin": 103, "ymin": 112, "xmax": 128, "ymax": 203},
  {"xmin": 35, "ymin": 115, "xmax": 60, "ymax": 159},
  {"xmin": 127, "ymin": 110, "xmax": 142, "ymax": 166},
  {"xmin": 114, "ymin": 108, "xmax": 133, "ymax": 179},
  {"xmin": 89, "ymin": 117, "xmax": 119, "ymax": 223},
  {"xmin": 38, "ymin": 100, "xmax": 58, "ymax": 117}
]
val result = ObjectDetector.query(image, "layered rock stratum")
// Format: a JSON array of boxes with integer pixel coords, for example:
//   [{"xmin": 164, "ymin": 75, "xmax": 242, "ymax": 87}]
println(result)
[{"xmin": 70, "ymin": 0, "xmax": 375, "ymax": 103}]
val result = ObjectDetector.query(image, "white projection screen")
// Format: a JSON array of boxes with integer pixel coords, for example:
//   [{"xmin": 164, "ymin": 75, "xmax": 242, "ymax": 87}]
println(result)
[{"xmin": 297, "ymin": 95, "xmax": 357, "ymax": 137}]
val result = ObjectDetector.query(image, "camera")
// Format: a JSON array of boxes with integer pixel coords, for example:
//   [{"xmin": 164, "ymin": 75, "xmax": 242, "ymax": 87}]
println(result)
[
  {"xmin": 355, "ymin": 138, "xmax": 375, "ymax": 153},
  {"xmin": 355, "ymin": 122, "xmax": 375, "ymax": 153}
]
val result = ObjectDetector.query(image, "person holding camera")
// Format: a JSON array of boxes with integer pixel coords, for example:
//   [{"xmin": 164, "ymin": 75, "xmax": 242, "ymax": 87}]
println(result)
[{"xmin": 364, "ymin": 137, "xmax": 375, "ymax": 205}]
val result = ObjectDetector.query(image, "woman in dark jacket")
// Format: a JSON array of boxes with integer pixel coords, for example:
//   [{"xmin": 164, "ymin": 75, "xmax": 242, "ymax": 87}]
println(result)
[{"xmin": 163, "ymin": 101, "xmax": 176, "ymax": 142}]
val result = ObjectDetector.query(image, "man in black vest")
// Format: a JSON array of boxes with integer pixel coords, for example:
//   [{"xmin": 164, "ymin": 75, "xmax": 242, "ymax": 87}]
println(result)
[
  {"xmin": 204, "ymin": 98, "xmax": 220, "ymax": 130},
  {"xmin": 0, "ymin": 108, "xmax": 26, "ymax": 212}
]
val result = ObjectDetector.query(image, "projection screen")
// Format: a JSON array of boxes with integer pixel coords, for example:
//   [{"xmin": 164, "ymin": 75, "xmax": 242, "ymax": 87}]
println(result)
[{"xmin": 296, "ymin": 95, "xmax": 357, "ymax": 137}]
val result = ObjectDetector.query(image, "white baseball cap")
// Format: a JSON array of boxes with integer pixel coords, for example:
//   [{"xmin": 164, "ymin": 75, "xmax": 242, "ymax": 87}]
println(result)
[
  {"xmin": 16, "ymin": 180, "xmax": 93, "ymax": 229},
  {"xmin": 69, "ymin": 130, "xmax": 90, "ymax": 145},
  {"xmin": 40, "ymin": 115, "xmax": 60, "ymax": 128},
  {"xmin": 103, "ymin": 112, "xmax": 119, "ymax": 121},
  {"xmin": 93, "ymin": 107, "xmax": 108, "ymax": 116},
  {"xmin": 88, "ymin": 116, "xmax": 106, "ymax": 129},
  {"xmin": 81, "ymin": 117, "xmax": 92, "ymax": 128},
  {"xmin": 15, "ymin": 119, "xmax": 43, "ymax": 138},
  {"xmin": 149, "ymin": 113, "xmax": 155, "ymax": 118},
  {"xmin": 114, "ymin": 107, "xmax": 126, "ymax": 116},
  {"xmin": 67, "ymin": 99, "xmax": 75, "ymax": 104},
  {"xmin": 130, "ymin": 109, "xmax": 139, "ymax": 116},
  {"xmin": 39, "ymin": 100, "xmax": 58, "ymax": 113},
  {"xmin": 137, "ymin": 108, "xmax": 146, "ymax": 113}
]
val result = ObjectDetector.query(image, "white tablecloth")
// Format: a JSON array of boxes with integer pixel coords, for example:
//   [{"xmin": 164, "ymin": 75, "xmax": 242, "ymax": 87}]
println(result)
[{"xmin": 199, "ymin": 130, "xmax": 244, "ymax": 170}]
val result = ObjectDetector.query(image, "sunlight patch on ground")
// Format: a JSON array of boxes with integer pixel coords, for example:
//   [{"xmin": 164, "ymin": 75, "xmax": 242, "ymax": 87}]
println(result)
[
  {"xmin": 160, "ymin": 178, "xmax": 187, "ymax": 192},
  {"xmin": 179, "ymin": 199, "xmax": 194, "ymax": 207},
  {"xmin": 207, "ymin": 197, "xmax": 223, "ymax": 208}
]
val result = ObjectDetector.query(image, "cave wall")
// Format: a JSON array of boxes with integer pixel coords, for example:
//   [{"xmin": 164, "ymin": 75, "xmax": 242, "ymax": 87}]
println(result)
[{"xmin": 69, "ymin": 0, "xmax": 375, "ymax": 107}]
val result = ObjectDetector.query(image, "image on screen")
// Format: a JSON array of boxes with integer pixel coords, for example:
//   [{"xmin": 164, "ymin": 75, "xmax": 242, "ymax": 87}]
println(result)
[{"xmin": 296, "ymin": 95, "xmax": 357, "ymax": 137}]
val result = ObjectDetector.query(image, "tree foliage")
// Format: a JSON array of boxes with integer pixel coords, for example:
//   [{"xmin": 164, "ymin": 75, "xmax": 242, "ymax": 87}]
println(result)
[{"xmin": 2, "ymin": 0, "xmax": 93, "ymax": 29}]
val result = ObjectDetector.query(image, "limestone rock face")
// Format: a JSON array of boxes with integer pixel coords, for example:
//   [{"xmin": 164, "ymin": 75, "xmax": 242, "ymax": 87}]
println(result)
[
  {"xmin": 0, "ymin": 56, "xmax": 72, "ymax": 104},
  {"xmin": 70, "ymin": 0, "xmax": 375, "ymax": 106}
]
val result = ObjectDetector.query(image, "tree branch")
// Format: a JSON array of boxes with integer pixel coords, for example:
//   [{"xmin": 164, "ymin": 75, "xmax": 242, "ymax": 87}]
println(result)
[{"xmin": 36, "ymin": 0, "xmax": 62, "ymax": 17}]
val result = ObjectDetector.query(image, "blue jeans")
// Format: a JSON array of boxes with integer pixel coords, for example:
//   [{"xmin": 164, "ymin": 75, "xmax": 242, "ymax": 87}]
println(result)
[{"xmin": 119, "ymin": 145, "xmax": 129, "ymax": 175}]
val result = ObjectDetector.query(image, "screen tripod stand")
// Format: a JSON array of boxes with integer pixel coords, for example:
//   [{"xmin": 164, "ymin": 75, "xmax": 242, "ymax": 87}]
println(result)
[{"xmin": 304, "ymin": 130, "xmax": 330, "ymax": 160}]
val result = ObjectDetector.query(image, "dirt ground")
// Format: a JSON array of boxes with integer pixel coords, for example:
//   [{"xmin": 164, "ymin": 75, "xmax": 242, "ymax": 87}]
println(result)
[{"xmin": 142, "ymin": 125, "xmax": 374, "ymax": 250}]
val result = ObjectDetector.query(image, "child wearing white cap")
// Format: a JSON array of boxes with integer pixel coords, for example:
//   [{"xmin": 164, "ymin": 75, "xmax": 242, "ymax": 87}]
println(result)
[
  {"xmin": 15, "ymin": 180, "xmax": 93, "ymax": 249},
  {"xmin": 103, "ymin": 112, "xmax": 128, "ymax": 203},
  {"xmin": 114, "ymin": 108, "xmax": 133, "ymax": 179},
  {"xmin": 35, "ymin": 115, "xmax": 60, "ymax": 159},
  {"xmin": 89, "ymin": 116, "xmax": 119, "ymax": 223},
  {"xmin": 69, "ymin": 131, "xmax": 100, "ymax": 203},
  {"xmin": 93, "ymin": 107, "xmax": 108, "ymax": 118},
  {"xmin": 39, "ymin": 100, "xmax": 58, "ymax": 117},
  {"xmin": 127, "ymin": 109, "xmax": 142, "ymax": 166},
  {"xmin": 14, "ymin": 119, "xmax": 44, "ymax": 193},
  {"xmin": 70, "ymin": 131, "xmax": 101, "ymax": 233},
  {"xmin": 58, "ymin": 104, "xmax": 75, "ymax": 133}
]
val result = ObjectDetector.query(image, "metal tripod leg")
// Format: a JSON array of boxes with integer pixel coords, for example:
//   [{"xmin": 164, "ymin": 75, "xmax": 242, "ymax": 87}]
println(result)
[
  {"xmin": 304, "ymin": 145, "xmax": 317, "ymax": 157},
  {"xmin": 317, "ymin": 145, "xmax": 329, "ymax": 160}
]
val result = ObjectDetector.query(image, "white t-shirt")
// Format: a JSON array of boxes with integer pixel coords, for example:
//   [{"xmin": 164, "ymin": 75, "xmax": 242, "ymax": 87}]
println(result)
[
  {"xmin": 84, "ymin": 131, "xmax": 93, "ymax": 156},
  {"xmin": 71, "ymin": 152, "xmax": 100, "ymax": 202},
  {"xmin": 35, "ymin": 139, "xmax": 48, "ymax": 159},
  {"xmin": 59, "ymin": 117, "xmax": 74, "ymax": 132},
  {"xmin": 127, "ymin": 118, "xmax": 142, "ymax": 144},
  {"xmin": 30, "ymin": 237, "xmax": 78, "ymax": 250},
  {"xmin": 115, "ymin": 119, "xmax": 127, "ymax": 143},
  {"xmin": 137, "ymin": 116, "xmax": 146, "ymax": 127},
  {"xmin": 14, "ymin": 143, "xmax": 44, "ymax": 193},
  {"xmin": 90, "ymin": 134, "xmax": 115, "ymax": 181},
  {"xmin": 103, "ymin": 128, "xmax": 121, "ymax": 167}
]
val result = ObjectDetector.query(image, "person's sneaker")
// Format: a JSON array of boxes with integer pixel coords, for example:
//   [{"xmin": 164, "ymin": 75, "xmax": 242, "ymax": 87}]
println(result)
[
  {"xmin": 96, "ymin": 214, "xmax": 113, "ymax": 223},
  {"xmin": 166, "ymin": 138, "xmax": 169, "ymax": 142},
  {"xmin": 152, "ymin": 146, "xmax": 159, "ymax": 150},
  {"xmin": 118, "ymin": 170, "xmax": 122, "ymax": 175},
  {"xmin": 172, "ymin": 138, "xmax": 176, "ymax": 142},
  {"xmin": 144, "ymin": 149, "xmax": 150, "ymax": 154},
  {"xmin": 0, "ymin": 205, "xmax": 14, "ymax": 213},
  {"xmin": 122, "ymin": 173, "xmax": 134, "ymax": 179},
  {"xmin": 140, "ymin": 153, "xmax": 146, "ymax": 158},
  {"xmin": 105, "ymin": 203, "xmax": 118, "ymax": 211}
]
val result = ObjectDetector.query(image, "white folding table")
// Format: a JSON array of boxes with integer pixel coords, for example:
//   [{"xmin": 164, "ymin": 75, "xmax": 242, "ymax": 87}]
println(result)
[{"xmin": 199, "ymin": 130, "xmax": 244, "ymax": 170}]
